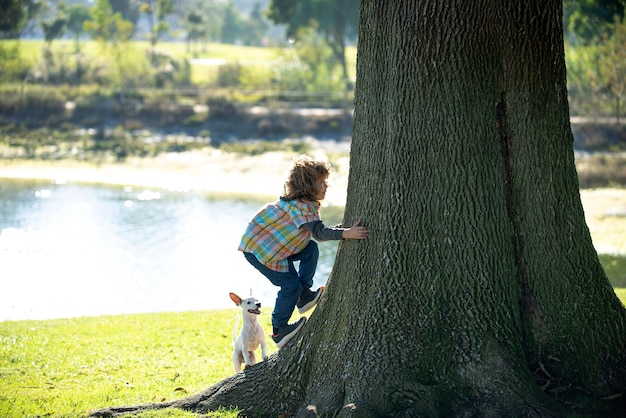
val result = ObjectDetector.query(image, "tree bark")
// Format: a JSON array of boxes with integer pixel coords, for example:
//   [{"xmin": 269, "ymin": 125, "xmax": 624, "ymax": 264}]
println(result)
[{"xmin": 91, "ymin": 1, "xmax": 626, "ymax": 417}]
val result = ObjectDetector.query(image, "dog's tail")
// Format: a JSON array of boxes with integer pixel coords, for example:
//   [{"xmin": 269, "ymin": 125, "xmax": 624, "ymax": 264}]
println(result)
[{"xmin": 232, "ymin": 312, "xmax": 241, "ymax": 346}]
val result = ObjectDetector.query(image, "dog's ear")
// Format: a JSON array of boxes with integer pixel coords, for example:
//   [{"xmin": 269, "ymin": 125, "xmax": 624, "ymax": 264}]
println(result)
[{"xmin": 229, "ymin": 292, "xmax": 241, "ymax": 305}]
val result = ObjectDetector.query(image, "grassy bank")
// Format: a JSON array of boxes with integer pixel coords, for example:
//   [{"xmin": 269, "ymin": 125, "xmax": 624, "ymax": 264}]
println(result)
[
  {"xmin": 1, "ymin": 292, "xmax": 625, "ymax": 418},
  {"xmin": 3, "ymin": 39, "xmax": 358, "ymax": 86},
  {"xmin": 0, "ymin": 309, "xmax": 279, "ymax": 418}
]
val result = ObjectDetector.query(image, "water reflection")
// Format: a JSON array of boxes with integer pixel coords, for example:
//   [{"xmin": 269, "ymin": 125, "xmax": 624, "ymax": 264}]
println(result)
[{"xmin": 0, "ymin": 178, "xmax": 339, "ymax": 321}]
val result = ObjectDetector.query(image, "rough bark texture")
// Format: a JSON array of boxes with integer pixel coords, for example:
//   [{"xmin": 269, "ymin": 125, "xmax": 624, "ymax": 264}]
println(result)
[{"xmin": 91, "ymin": 1, "xmax": 626, "ymax": 417}]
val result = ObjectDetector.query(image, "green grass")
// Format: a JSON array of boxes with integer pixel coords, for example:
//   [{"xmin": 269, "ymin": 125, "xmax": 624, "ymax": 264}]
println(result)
[
  {"xmin": 0, "ymin": 309, "xmax": 277, "ymax": 418},
  {"xmin": 7, "ymin": 39, "xmax": 277, "ymax": 62},
  {"xmin": 3, "ymin": 39, "xmax": 358, "ymax": 86},
  {"xmin": 599, "ymin": 254, "xmax": 626, "ymax": 288},
  {"xmin": 1, "ymin": 290, "xmax": 625, "ymax": 418}
]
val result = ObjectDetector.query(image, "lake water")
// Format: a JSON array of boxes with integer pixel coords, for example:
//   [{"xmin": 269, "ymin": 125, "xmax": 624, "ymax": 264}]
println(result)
[{"xmin": 0, "ymin": 178, "xmax": 339, "ymax": 321}]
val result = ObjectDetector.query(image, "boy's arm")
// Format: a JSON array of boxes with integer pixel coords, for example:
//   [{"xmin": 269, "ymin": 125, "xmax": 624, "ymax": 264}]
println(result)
[
  {"xmin": 302, "ymin": 220, "xmax": 369, "ymax": 241},
  {"xmin": 301, "ymin": 221, "xmax": 344, "ymax": 241}
]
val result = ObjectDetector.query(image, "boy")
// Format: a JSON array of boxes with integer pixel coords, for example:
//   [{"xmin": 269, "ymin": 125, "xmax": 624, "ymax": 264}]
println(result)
[{"xmin": 238, "ymin": 155, "xmax": 369, "ymax": 348}]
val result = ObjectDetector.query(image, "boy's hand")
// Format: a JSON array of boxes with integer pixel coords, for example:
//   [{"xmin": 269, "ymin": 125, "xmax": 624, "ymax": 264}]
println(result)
[{"xmin": 342, "ymin": 220, "xmax": 370, "ymax": 240}]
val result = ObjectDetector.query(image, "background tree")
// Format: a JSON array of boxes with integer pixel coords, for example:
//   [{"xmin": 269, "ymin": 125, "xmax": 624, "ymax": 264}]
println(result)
[
  {"xmin": 179, "ymin": 0, "xmax": 222, "ymax": 55},
  {"xmin": 65, "ymin": 3, "xmax": 92, "ymax": 86},
  {"xmin": 91, "ymin": 1, "xmax": 626, "ymax": 417},
  {"xmin": 221, "ymin": 1, "xmax": 244, "ymax": 44},
  {"xmin": 138, "ymin": 0, "xmax": 174, "ymax": 47},
  {"xmin": 266, "ymin": 0, "xmax": 359, "ymax": 88},
  {"xmin": 40, "ymin": 3, "xmax": 67, "ymax": 47},
  {"xmin": 66, "ymin": 3, "xmax": 91, "ymax": 52},
  {"xmin": 597, "ymin": 15, "xmax": 626, "ymax": 123},
  {"xmin": 109, "ymin": 0, "xmax": 139, "ymax": 39},
  {"xmin": 85, "ymin": 0, "xmax": 134, "ymax": 46},
  {"xmin": 0, "ymin": 0, "xmax": 43, "ymax": 39},
  {"xmin": 562, "ymin": 0, "xmax": 626, "ymax": 117},
  {"xmin": 0, "ymin": 0, "xmax": 28, "ymax": 38},
  {"xmin": 240, "ymin": 2, "xmax": 271, "ymax": 46},
  {"xmin": 84, "ymin": 0, "xmax": 135, "ymax": 102},
  {"xmin": 562, "ymin": 0, "xmax": 625, "ymax": 44}
]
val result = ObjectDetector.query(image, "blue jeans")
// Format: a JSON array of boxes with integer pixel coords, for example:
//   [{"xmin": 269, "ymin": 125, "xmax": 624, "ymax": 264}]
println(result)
[{"xmin": 243, "ymin": 240, "xmax": 319, "ymax": 331}]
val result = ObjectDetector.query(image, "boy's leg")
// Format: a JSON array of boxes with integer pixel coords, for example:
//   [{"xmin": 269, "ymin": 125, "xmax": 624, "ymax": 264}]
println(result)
[
  {"xmin": 243, "ymin": 252, "xmax": 301, "ymax": 331},
  {"xmin": 289, "ymin": 241, "xmax": 319, "ymax": 289},
  {"xmin": 289, "ymin": 241, "xmax": 323, "ymax": 314}
]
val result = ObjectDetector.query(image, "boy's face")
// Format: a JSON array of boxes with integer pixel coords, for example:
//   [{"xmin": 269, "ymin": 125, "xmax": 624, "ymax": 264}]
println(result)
[{"xmin": 312, "ymin": 178, "xmax": 328, "ymax": 201}]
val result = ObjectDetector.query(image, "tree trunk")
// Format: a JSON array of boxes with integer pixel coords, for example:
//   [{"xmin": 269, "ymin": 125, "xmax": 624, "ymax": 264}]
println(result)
[{"xmin": 91, "ymin": 1, "xmax": 626, "ymax": 417}]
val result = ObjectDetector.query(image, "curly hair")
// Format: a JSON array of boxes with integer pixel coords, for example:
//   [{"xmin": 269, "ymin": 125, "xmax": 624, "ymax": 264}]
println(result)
[{"xmin": 282, "ymin": 155, "xmax": 330, "ymax": 200}]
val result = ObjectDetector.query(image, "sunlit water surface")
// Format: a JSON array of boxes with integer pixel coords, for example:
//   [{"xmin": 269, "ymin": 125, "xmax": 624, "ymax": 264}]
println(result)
[{"xmin": 0, "ymin": 178, "xmax": 339, "ymax": 321}]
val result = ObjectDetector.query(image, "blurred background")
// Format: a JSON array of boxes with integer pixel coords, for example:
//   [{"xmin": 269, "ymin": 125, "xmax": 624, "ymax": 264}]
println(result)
[{"xmin": 0, "ymin": 0, "xmax": 624, "ymax": 321}]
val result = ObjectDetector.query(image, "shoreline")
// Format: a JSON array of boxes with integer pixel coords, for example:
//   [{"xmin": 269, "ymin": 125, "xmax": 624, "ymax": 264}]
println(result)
[
  {"xmin": 1, "ymin": 153, "xmax": 625, "ymax": 254},
  {"xmin": 0, "ymin": 150, "xmax": 351, "ymax": 206}
]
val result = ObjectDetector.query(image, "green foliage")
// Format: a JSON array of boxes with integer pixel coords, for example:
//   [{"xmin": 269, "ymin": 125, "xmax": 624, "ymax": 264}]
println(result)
[
  {"xmin": 139, "ymin": 0, "xmax": 175, "ymax": 47},
  {"xmin": 598, "ymin": 15, "xmax": 626, "ymax": 121},
  {"xmin": 181, "ymin": 1, "xmax": 224, "ymax": 54},
  {"xmin": 66, "ymin": 3, "xmax": 91, "ymax": 50},
  {"xmin": 220, "ymin": 139, "xmax": 311, "ymax": 155},
  {"xmin": 565, "ymin": 11, "xmax": 626, "ymax": 118},
  {"xmin": 40, "ymin": 4, "xmax": 67, "ymax": 46},
  {"xmin": 109, "ymin": 0, "xmax": 140, "ymax": 38},
  {"xmin": 238, "ymin": 65, "xmax": 273, "ymax": 91},
  {"xmin": 85, "ymin": 0, "xmax": 134, "ymax": 45},
  {"xmin": 0, "ymin": 0, "xmax": 27, "ymax": 37},
  {"xmin": 32, "ymin": 45, "xmax": 87, "ymax": 84},
  {"xmin": 267, "ymin": 0, "xmax": 358, "ymax": 41},
  {"xmin": 0, "ymin": 42, "xmax": 30, "ymax": 82},
  {"xmin": 563, "ymin": 0, "xmax": 625, "ymax": 45},
  {"xmin": 216, "ymin": 61, "xmax": 243, "ymax": 88},
  {"xmin": 292, "ymin": 28, "xmax": 347, "ymax": 91},
  {"xmin": 0, "ymin": 88, "xmax": 65, "ymax": 115},
  {"xmin": 146, "ymin": 47, "xmax": 190, "ymax": 88},
  {"xmin": 240, "ymin": 2, "xmax": 271, "ymax": 46},
  {"xmin": 0, "ymin": 0, "xmax": 43, "ymax": 39},
  {"xmin": 271, "ymin": 49, "xmax": 311, "ymax": 91},
  {"xmin": 0, "ymin": 39, "xmax": 341, "ymax": 92},
  {"xmin": 266, "ymin": 0, "xmax": 358, "ymax": 81},
  {"xmin": 221, "ymin": 1, "xmax": 244, "ymax": 44},
  {"xmin": 599, "ymin": 254, "xmax": 626, "ymax": 288}
]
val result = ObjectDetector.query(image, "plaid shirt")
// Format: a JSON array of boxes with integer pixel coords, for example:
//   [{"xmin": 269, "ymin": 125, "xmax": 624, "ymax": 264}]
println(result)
[{"xmin": 238, "ymin": 198, "xmax": 321, "ymax": 272}]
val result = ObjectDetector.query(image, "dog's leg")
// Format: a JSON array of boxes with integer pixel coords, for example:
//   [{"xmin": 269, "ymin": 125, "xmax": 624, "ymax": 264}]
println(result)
[
  {"xmin": 261, "ymin": 339, "xmax": 268, "ymax": 361},
  {"xmin": 241, "ymin": 342, "xmax": 252, "ymax": 367},
  {"xmin": 247, "ymin": 351, "xmax": 256, "ymax": 367},
  {"xmin": 233, "ymin": 349, "xmax": 242, "ymax": 372}
]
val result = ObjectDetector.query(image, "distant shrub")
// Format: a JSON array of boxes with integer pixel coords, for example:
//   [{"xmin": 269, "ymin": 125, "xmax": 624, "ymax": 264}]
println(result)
[
  {"xmin": 577, "ymin": 153, "xmax": 626, "ymax": 188},
  {"xmin": 183, "ymin": 112, "xmax": 208, "ymax": 126},
  {"xmin": 123, "ymin": 119, "xmax": 144, "ymax": 131},
  {"xmin": 239, "ymin": 65, "xmax": 272, "ymax": 91},
  {"xmin": 271, "ymin": 50, "xmax": 310, "ymax": 91},
  {"xmin": 0, "ymin": 90, "xmax": 65, "ymax": 115},
  {"xmin": 146, "ymin": 48, "xmax": 191, "ymax": 88},
  {"xmin": 216, "ymin": 62, "xmax": 243, "ymax": 88},
  {"xmin": 0, "ymin": 43, "xmax": 30, "ymax": 83},
  {"xmin": 220, "ymin": 139, "xmax": 311, "ymax": 156},
  {"xmin": 256, "ymin": 117, "xmax": 285, "ymax": 137},
  {"xmin": 206, "ymin": 97, "xmax": 238, "ymax": 119}
]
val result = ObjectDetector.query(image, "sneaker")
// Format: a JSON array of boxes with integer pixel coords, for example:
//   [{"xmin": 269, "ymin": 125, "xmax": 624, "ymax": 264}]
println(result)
[
  {"xmin": 297, "ymin": 287, "xmax": 324, "ymax": 314},
  {"xmin": 271, "ymin": 317, "xmax": 306, "ymax": 348}
]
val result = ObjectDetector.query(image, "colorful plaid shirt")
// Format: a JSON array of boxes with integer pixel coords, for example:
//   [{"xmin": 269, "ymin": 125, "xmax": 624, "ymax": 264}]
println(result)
[{"xmin": 238, "ymin": 198, "xmax": 321, "ymax": 272}]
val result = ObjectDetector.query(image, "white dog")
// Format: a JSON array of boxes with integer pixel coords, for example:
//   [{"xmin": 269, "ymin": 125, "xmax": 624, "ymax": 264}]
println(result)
[{"xmin": 230, "ymin": 292, "xmax": 268, "ymax": 372}]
